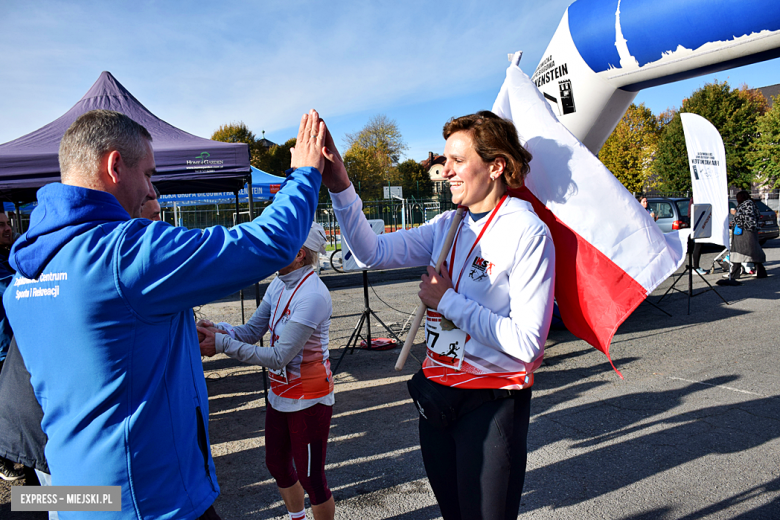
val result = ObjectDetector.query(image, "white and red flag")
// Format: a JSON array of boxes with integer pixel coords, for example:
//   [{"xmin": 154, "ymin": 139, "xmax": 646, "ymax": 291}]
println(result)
[{"xmin": 492, "ymin": 53, "xmax": 689, "ymax": 373}]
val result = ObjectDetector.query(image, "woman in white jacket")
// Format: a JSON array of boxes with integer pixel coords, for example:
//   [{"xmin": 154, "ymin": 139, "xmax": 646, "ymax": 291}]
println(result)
[
  {"xmin": 198, "ymin": 223, "xmax": 335, "ymax": 520},
  {"xmin": 324, "ymin": 111, "xmax": 555, "ymax": 520}
]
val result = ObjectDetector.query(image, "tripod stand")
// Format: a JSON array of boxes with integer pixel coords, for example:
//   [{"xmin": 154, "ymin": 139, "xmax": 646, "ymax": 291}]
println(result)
[
  {"xmin": 332, "ymin": 270, "xmax": 404, "ymax": 374},
  {"xmin": 657, "ymin": 236, "xmax": 729, "ymax": 314}
]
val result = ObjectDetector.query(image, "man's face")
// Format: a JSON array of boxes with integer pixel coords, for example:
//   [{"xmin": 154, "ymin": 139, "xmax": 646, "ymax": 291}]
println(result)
[
  {"xmin": 0, "ymin": 214, "xmax": 14, "ymax": 247},
  {"xmin": 123, "ymin": 140, "xmax": 156, "ymax": 218},
  {"xmin": 141, "ymin": 198, "xmax": 161, "ymax": 221}
]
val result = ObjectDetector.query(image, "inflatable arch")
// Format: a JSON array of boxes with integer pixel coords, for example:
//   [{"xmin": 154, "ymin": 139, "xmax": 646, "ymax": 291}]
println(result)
[{"xmin": 533, "ymin": 0, "xmax": 780, "ymax": 153}]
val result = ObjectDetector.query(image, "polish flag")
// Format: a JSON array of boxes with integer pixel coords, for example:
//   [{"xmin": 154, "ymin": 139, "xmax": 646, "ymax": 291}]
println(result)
[{"xmin": 492, "ymin": 54, "xmax": 688, "ymax": 373}]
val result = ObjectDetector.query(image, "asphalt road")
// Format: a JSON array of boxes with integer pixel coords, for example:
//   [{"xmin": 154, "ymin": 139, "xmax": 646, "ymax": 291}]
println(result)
[{"xmin": 2, "ymin": 245, "xmax": 779, "ymax": 519}]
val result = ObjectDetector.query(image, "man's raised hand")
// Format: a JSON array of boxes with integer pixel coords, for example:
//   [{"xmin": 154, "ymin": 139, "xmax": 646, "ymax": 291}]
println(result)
[{"xmin": 290, "ymin": 109, "xmax": 326, "ymax": 173}]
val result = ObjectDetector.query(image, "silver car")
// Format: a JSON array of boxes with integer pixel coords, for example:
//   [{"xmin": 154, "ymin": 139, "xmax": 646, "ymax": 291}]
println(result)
[{"xmin": 646, "ymin": 197, "xmax": 691, "ymax": 233}]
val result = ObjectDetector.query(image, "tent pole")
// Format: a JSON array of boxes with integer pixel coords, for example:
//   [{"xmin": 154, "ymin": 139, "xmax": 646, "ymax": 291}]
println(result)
[
  {"xmin": 14, "ymin": 202, "xmax": 22, "ymax": 233},
  {"xmin": 234, "ymin": 191, "xmax": 240, "ymax": 226},
  {"xmin": 246, "ymin": 182, "xmax": 261, "ymax": 309},
  {"xmin": 234, "ymin": 190, "xmax": 246, "ymax": 322},
  {"xmin": 247, "ymin": 178, "xmax": 255, "ymax": 221}
]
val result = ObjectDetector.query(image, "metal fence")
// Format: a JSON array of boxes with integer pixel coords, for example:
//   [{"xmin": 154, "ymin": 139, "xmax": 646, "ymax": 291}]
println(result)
[
  {"xmin": 159, "ymin": 202, "xmax": 254, "ymax": 229},
  {"xmin": 13, "ymin": 186, "xmax": 779, "ymax": 236},
  {"xmin": 153, "ymin": 194, "xmax": 457, "ymax": 241},
  {"xmin": 316, "ymin": 197, "xmax": 454, "ymax": 247}
]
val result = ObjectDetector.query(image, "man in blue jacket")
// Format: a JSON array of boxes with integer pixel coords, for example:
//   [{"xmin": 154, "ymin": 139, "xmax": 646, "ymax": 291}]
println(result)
[{"xmin": 4, "ymin": 109, "xmax": 331, "ymax": 519}]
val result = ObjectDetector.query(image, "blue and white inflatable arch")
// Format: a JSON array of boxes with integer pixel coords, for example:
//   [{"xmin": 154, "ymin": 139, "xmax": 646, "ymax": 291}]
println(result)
[{"xmin": 534, "ymin": 0, "xmax": 780, "ymax": 153}]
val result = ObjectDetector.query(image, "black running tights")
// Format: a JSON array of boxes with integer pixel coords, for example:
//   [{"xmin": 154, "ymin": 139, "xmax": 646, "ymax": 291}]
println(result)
[{"xmin": 419, "ymin": 388, "xmax": 532, "ymax": 520}]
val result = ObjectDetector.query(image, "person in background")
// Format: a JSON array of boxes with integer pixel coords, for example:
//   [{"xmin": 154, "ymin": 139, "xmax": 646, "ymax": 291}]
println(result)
[
  {"xmin": 640, "ymin": 196, "xmax": 656, "ymax": 221},
  {"xmin": 0, "ymin": 337, "xmax": 54, "ymax": 520},
  {"xmin": 141, "ymin": 184, "xmax": 162, "ymax": 221},
  {"xmin": 730, "ymin": 190, "xmax": 767, "ymax": 279},
  {"xmin": 0, "ymin": 213, "xmax": 15, "ymax": 374},
  {"xmin": 323, "ymin": 111, "xmax": 554, "ymax": 519},
  {"xmin": 0, "ymin": 212, "xmax": 25, "ymax": 482},
  {"xmin": 198, "ymin": 222, "xmax": 335, "ymax": 520}
]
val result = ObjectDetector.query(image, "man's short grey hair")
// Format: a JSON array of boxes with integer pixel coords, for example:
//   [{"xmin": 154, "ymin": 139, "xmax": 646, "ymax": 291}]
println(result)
[
  {"xmin": 302, "ymin": 247, "xmax": 319, "ymax": 268},
  {"xmin": 59, "ymin": 109, "xmax": 153, "ymax": 180}
]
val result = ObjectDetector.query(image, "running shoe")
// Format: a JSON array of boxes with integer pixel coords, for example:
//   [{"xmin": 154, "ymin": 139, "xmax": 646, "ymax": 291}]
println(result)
[{"xmin": 0, "ymin": 458, "xmax": 24, "ymax": 481}]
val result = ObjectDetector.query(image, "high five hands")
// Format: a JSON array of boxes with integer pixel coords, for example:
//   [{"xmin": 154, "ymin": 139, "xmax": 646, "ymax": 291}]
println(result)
[{"xmin": 290, "ymin": 109, "xmax": 350, "ymax": 193}]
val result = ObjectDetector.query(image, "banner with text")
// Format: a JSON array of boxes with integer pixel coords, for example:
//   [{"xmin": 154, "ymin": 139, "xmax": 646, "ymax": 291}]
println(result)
[{"xmin": 681, "ymin": 113, "xmax": 729, "ymax": 248}]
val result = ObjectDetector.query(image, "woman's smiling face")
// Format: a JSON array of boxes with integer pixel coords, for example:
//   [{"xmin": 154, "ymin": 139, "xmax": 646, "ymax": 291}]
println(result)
[{"xmin": 442, "ymin": 130, "xmax": 502, "ymax": 213}]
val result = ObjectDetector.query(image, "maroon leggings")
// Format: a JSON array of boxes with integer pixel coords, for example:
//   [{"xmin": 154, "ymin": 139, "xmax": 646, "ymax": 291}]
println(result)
[{"xmin": 265, "ymin": 403, "xmax": 333, "ymax": 505}]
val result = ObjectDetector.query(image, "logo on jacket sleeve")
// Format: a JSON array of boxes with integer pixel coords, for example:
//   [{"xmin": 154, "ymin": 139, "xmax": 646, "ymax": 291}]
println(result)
[{"xmin": 468, "ymin": 256, "xmax": 493, "ymax": 282}]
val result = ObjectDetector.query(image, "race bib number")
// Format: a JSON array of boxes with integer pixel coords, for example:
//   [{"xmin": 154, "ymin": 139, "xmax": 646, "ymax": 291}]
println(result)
[
  {"xmin": 425, "ymin": 309, "xmax": 467, "ymax": 370},
  {"xmin": 268, "ymin": 366, "xmax": 288, "ymax": 385}
]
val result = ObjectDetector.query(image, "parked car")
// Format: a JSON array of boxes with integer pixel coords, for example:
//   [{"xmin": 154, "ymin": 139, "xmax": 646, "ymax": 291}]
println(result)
[
  {"xmin": 729, "ymin": 198, "xmax": 779, "ymax": 245},
  {"xmin": 646, "ymin": 197, "xmax": 690, "ymax": 233}
]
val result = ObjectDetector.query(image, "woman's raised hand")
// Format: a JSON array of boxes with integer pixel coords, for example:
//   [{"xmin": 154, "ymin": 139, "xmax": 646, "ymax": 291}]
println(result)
[{"xmin": 321, "ymin": 127, "xmax": 351, "ymax": 193}]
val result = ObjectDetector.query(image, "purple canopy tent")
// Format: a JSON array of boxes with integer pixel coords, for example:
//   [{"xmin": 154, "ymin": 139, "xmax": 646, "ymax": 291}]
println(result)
[{"xmin": 0, "ymin": 71, "xmax": 252, "ymax": 203}]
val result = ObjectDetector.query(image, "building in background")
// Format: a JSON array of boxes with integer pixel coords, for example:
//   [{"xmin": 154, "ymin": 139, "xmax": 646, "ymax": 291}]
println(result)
[{"xmin": 421, "ymin": 153, "xmax": 446, "ymax": 194}]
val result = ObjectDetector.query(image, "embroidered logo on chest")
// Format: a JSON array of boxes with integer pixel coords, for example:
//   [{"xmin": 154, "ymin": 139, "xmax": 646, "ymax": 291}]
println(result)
[{"xmin": 468, "ymin": 256, "xmax": 493, "ymax": 282}]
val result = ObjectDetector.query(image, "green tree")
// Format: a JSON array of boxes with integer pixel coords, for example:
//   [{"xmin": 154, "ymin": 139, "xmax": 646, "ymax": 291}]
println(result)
[
  {"xmin": 652, "ymin": 111, "xmax": 689, "ymax": 192},
  {"xmin": 748, "ymin": 96, "xmax": 780, "ymax": 188},
  {"xmin": 211, "ymin": 122, "xmax": 256, "ymax": 144},
  {"xmin": 395, "ymin": 158, "xmax": 433, "ymax": 199},
  {"xmin": 211, "ymin": 122, "xmax": 269, "ymax": 170},
  {"xmin": 598, "ymin": 103, "xmax": 660, "ymax": 193},
  {"xmin": 256, "ymin": 138, "xmax": 296, "ymax": 177},
  {"xmin": 653, "ymin": 81, "xmax": 768, "ymax": 191}
]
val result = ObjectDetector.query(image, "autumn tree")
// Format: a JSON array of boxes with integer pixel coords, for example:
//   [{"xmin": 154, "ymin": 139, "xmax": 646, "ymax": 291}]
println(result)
[
  {"xmin": 341, "ymin": 115, "xmax": 412, "ymax": 200},
  {"xmin": 598, "ymin": 103, "xmax": 660, "ymax": 193},
  {"xmin": 211, "ymin": 122, "xmax": 270, "ymax": 170},
  {"xmin": 344, "ymin": 114, "xmax": 408, "ymax": 164},
  {"xmin": 343, "ymin": 145, "xmax": 387, "ymax": 200},
  {"xmin": 748, "ymin": 96, "xmax": 780, "ymax": 188},
  {"xmin": 656, "ymin": 108, "xmax": 676, "ymax": 128},
  {"xmin": 653, "ymin": 81, "xmax": 768, "ymax": 191}
]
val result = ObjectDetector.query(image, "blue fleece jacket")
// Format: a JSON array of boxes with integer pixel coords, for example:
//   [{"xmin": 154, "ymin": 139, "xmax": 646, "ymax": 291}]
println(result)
[{"xmin": 3, "ymin": 167, "xmax": 320, "ymax": 519}]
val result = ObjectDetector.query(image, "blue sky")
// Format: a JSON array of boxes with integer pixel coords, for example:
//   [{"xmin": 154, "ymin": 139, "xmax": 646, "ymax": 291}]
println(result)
[{"xmin": 2, "ymin": 0, "xmax": 779, "ymax": 162}]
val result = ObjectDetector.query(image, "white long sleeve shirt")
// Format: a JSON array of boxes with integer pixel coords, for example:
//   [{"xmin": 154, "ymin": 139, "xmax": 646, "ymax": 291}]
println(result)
[
  {"xmin": 216, "ymin": 266, "xmax": 334, "ymax": 410},
  {"xmin": 332, "ymin": 185, "xmax": 555, "ymax": 390}
]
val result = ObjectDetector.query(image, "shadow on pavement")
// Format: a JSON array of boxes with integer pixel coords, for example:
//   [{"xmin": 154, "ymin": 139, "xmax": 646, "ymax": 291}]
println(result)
[{"xmin": 520, "ymin": 376, "xmax": 780, "ymax": 517}]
